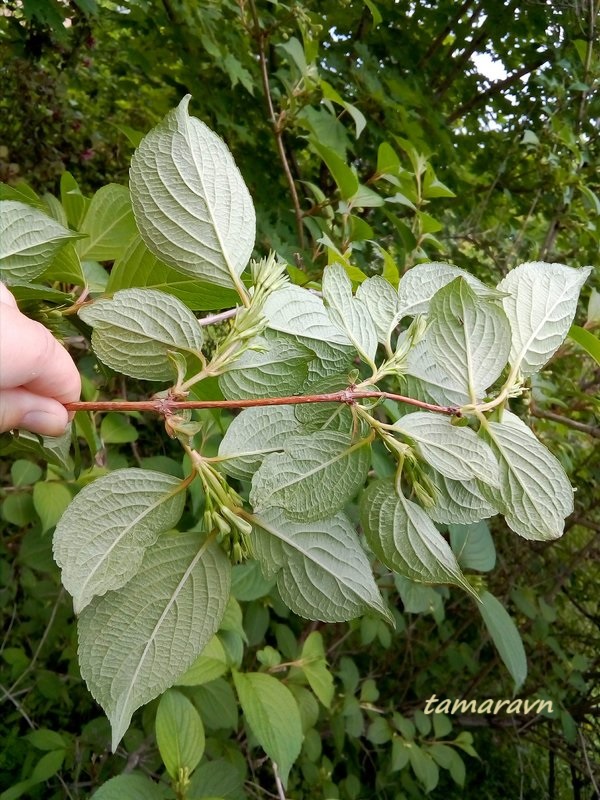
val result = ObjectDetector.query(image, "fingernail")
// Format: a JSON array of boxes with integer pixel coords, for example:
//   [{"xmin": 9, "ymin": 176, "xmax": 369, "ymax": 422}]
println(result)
[{"xmin": 21, "ymin": 411, "xmax": 67, "ymax": 436}]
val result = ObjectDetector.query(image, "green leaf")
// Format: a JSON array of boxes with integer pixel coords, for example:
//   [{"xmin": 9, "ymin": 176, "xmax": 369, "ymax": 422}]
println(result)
[
  {"xmin": 356, "ymin": 275, "xmax": 401, "ymax": 345},
  {"xmin": 26, "ymin": 729, "xmax": 67, "ymax": 751},
  {"xmin": 41, "ymin": 241, "xmax": 86, "ymax": 285},
  {"xmin": 0, "ymin": 200, "xmax": 78, "ymax": 283},
  {"xmin": 232, "ymin": 671, "xmax": 303, "ymax": 786},
  {"xmin": 219, "ymin": 335, "xmax": 311, "ymax": 400},
  {"xmin": 77, "ymin": 184, "xmax": 137, "ymax": 261},
  {"xmin": 11, "ymin": 460, "xmax": 42, "ymax": 486},
  {"xmin": 252, "ymin": 507, "xmax": 392, "ymax": 623},
  {"xmin": 568, "ymin": 324, "xmax": 600, "ymax": 366},
  {"xmin": 425, "ymin": 469, "xmax": 497, "ymax": 525},
  {"xmin": 405, "ymin": 341, "xmax": 471, "ymax": 407},
  {"xmin": 264, "ymin": 285, "xmax": 352, "ymax": 346},
  {"xmin": 91, "ymin": 774, "xmax": 166, "ymax": 800},
  {"xmin": 310, "ymin": 141, "xmax": 359, "ymax": 200},
  {"xmin": 189, "ymin": 679, "xmax": 238, "ymax": 731},
  {"xmin": 176, "ymin": 635, "xmax": 228, "ymax": 686},
  {"xmin": 156, "ymin": 689, "xmax": 205, "ymax": 778},
  {"xmin": 78, "ymin": 532, "xmax": 230, "ymax": 750},
  {"xmin": 360, "ymin": 480, "xmax": 476, "ymax": 597},
  {"xmin": 130, "ymin": 95, "xmax": 255, "ymax": 290},
  {"xmin": 79, "ymin": 288, "xmax": 204, "ymax": 381},
  {"xmin": 395, "ymin": 412, "xmax": 500, "ymax": 486},
  {"xmin": 448, "ymin": 521, "xmax": 496, "ymax": 572},
  {"xmin": 398, "ymin": 262, "xmax": 503, "ymax": 318},
  {"xmin": 53, "ymin": 469, "xmax": 187, "ymax": 613},
  {"xmin": 408, "ymin": 745, "xmax": 439, "ymax": 792},
  {"xmin": 300, "ymin": 632, "xmax": 335, "ymax": 708},
  {"xmin": 478, "ymin": 591, "xmax": 527, "ymax": 692},
  {"xmin": 107, "ymin": 236, "xmax": 239, "ymax": 310},
  {"xmin": 187, "ymin": 757, "xmax": 245, "ymax": 799},
  {"xmin": 60, "ymin": 172, "xmax": 89, "ymax": 230},
  {"xmin": 218, "ymin": 406, "xmax": 304, "ymax": 481},
  {"xmin": 33, "ymin": 482, "xmax": 72, "ymax": 533},
  {"xmin": 497, "ymin": 262, "xmax": 592, "ymax": 376},
  {"xmin": 250, "ymin": 431, "xmax": 371, "ymax": 522},
  {"xmin": 100, "ymin": 413, "xmax": 139, "ymax": 444},
  {"xmin": 479, "ymin": 411, "xmax": 573, "ymax": 540},
  {"xmin": 427, "ymin": 278, "xmax": 512, "ymax": 400},
  {"xmin": 322, "ymin": 263, "xmax": 378, "ymax": 364}
]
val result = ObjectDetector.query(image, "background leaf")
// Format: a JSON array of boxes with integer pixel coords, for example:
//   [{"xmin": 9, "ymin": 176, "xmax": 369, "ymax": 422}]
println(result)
[
  {"xmin": 76, "ymin": 184, "xmax": 137, "ymax": 261},
  {"xmin": 478, "ymin": 591, "xmax": 527, "ymax": 692},
  {"xmin": 155, "ymin": 689, "xmax": 205, "ymax": 778}
]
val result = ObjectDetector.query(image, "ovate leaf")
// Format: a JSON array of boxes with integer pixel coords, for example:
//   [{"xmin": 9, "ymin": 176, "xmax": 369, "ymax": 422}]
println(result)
[
  {"xmin": 264, "ymin": 284, "xmax": 352, "ymax": 346},
  {"xmin": 53, "ymin": 469, "xmax": 187, "ymax": 613},
  {"xmin": 360, "ymin": 480, "xmax": 476, "ymax": 597},
  {"xmin": 250, "ymin": 431, "xmax": 371, "ymax": 521},
  {"xmin": 478, "ymin": 591, "xmax": 527, "ymax": 692},
  {"xmin": 300, "ymin": 632, "xmax": 335, "ymax": 707},
  {"xmin": 252, "ymin": 507, "xmax": 391, "ymax": 623},
  {"xmin": 405, "ymin": 340, "xmax": 470, "ymax": 407},
  {"xmin": 218, "ymin": 406, "xmax": 303, "ymax": 481},
  {"xmin": 356, "ymin": 275, "xmax": 401, "ymax": 345},
  {"xmin": 155, "ymin": 689, "xmax": 205, "ymax": 778},
  {"xmin": 322, "ymin": 263, "xmax": 378, "ymax": 364},
  {"xmin": 129, "ymin": 95, "xmax": 255, "ymax": 289},
  {"xmin": 497, "ymin": 261, "xmax": 592, "ymax": 376},
  {"xmin": 33, "ymin": 482, "xmax": 72, "ymax": 533},
  {"xmin": 427, "ymin": 278, "xmax": 511, "ymax": 400},
  {"xmin": 397, "ymin": 262, "xmax": 503, "ymax": 318},
  {"xmin": 0, "ymin": 200, "xmax": 78, "ymax": 283},
  {"xmin": 79, "ymin": 288, "xmax": 204, "ymax": 381},
  {"xmin": 426, "ymin": 469, "xmax": 498, "ymax": 525},
  {"xmin": 396, "ymin": 412, "xmax": 500, "ymax": 486},
  {"xmin": 219, "ymin": 335, "xmax": 311, "ymax": 399},
  {"xmin": 233, "ymin": 671, "xmax": 302, "ymax": 786},
  {"xmin": 77, "ymin": 184, "xmax": 137, "ymax": 261},
  {"xmin": 480, "ymin": 411, "xmax": 573, "ymax": 540},
  {"xmin": 78, "ymin": 532, "xmax": 231, "ymax": 750}
]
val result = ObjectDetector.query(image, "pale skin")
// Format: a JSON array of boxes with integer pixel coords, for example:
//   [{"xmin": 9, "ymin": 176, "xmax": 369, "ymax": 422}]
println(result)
[{"xmin": 0, "ymin": 284, "xmax": 80, "ymax": 436}]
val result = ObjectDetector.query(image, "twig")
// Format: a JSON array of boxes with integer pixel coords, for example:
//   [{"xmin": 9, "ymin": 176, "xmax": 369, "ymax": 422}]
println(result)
[
  {"xmin": 64, "ymin": 389, "xmax": 460, "ymax": 416},
  {"xmin": 248, "ymin": 0, "xmax": 306, "ymax": 250},
  {"xmin": 578, "ymin": 727, "xmax": 600, "ymax": 797},
  {"xmin": 530, "ymin": 406, "xmax": 600, "ymax": 439},
  {"xmin": 272, "ymin": 762, "xmax": 287, "ymax": 800},
  {"xmin": 197, "ymin": 307, "xmax": 239, "ymax": 326}
]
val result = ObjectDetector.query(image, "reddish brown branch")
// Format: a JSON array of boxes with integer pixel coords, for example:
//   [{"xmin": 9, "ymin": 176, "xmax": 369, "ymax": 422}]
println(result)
[{"xmin": 64, "ymin": 390, "xmax": 460, "ymax": 416}]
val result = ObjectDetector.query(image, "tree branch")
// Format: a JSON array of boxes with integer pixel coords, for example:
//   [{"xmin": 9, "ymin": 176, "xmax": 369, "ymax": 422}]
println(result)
[
  {"xmin": 447, "ymin": 51, "xmax": 553, "ymax": 122},
  {"xmin": 530, "ymin": 405, "xmax": 600, "ymax": 439},
  {"xmin": 248, "ymin": 0, "xmax": 306, "ymax": 250},
  {"xmin": 64, "ymin": 389, "xmax": 460, "ymax": 416}
]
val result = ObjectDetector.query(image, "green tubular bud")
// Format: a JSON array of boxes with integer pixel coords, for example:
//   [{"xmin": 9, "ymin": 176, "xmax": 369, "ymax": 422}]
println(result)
[
  {"xmin": 221, "ymin": 506, "xmax": 253, "ymax": 537},
  {"xmin": 214, "ymin": 514, "xmax": 231, "ymax": 538}
]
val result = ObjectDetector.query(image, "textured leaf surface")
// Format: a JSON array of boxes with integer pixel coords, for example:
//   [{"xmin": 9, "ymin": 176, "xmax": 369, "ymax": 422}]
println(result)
[
  {"xmin": 398, "ymin": 262, "xmax": 502, "ymax": 317},
  {"xmin": 250, "ymin": 431, "xmax": 371, "ymax": 521},
  {"xmin": 107, "ymin": 236, "xmax": 239, "ymax": 310},
  {"xmin": 356, "ymin": 275, "xmax": 401, "ymax": 344},
  {"xmin": 264, "ymin": 285, "xmax": 352, "ymax": 345},
  {"xmin": 77, "ymin": 184, "xmax": 137, "ymax": 261},
  {"xmin": 79, "ymin": 288, "xmax": 204, "ymax": 381},
  {"xmin": 426, "ymin": 469, "xmax": 498, "ymax": 525},
  {"xmin": 360, "ymin": 480, "xmax": 475, "ymax": 596},
  {"xmin": 427, "ymin": 278, "xmax": 511, "ymax": 400},
  {"xmin": 497, "ymin": 262, "xmax": 592, "ymax": 376},
  {"xmin": 155, "ymin": 689, "xmax": 205, "ymax": 778},
  {"xmin": 478, "ymin": 591, "xmax": 527, "ymax": 691},
  {"xmin": 78, "ymin": 532, "xmax": 230, "ymax": 750},
  {"xmin": 0, "ymin": 200, "xmax": 78, "ymax": 283},
  {"xmin": 252, "ymin": 507, "xmax": 391, "ymax": 622},
  {"xmin": 233, "ymin": 671, "xmax": 302, "ymax": 787},
  {"xmin": 405, "ymin": 340, "xmax": 470, "ymax": 407},
  {"xmin": 396, "ymin": 412, "xmax": 500, "ymax": 486},
  {"xmin": 219, "ymin": 335, "xmax": 311, "ymax": 400},
  {"xmin": 129, "ymin": 95, "xmax": 255, "ymax": 288},
  {"xmin": 448, "ymin": 521, "xmax": 496, "ymax": 572},
  {"xmin": 91, "ymin": 774, "xmax": 165, "ymax": 800},
  {"xmin": 218, "ymin": 406, "xmax": 303, "ymax": 481},
  {"xmin": 322, "ymin": 263, "xmax": 378, "ymax": 362},
  {"xmin": 53, "ymin": 469, "xmax": 186, "ymax": 614},
  {"xmin": 480, "ymin": 411, "xmax": 573, "ymax": 540}
]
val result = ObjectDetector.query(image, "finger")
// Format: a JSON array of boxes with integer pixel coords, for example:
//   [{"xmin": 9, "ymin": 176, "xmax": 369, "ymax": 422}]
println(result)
[
  {"xmin": 0, "ymin": 305, "xmax": 81, "ymax": 404},
  {"xmin": 0, "ymin": 388, "xmax": 70, "ymax": 436},
  {"xmin": 0, "ymin": 283, "xmax": 18, "ymax": 309}
]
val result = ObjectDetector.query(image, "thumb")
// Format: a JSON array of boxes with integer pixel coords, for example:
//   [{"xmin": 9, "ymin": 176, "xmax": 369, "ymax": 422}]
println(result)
[{"xmin": 0, "ymin": 388, "xmax": 70, "ymax": 436}]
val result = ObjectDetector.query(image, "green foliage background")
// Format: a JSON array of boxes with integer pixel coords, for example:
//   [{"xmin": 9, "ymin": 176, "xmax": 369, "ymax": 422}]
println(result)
[{"xmin": 0, "ymin": 1, "xmax": 598, "ymax": 798}]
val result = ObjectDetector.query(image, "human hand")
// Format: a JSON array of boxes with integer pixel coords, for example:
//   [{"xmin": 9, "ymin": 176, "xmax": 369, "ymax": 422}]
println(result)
[{"xmin": 0, "ymin": 284, "xmax": 81, "ymax": 436}]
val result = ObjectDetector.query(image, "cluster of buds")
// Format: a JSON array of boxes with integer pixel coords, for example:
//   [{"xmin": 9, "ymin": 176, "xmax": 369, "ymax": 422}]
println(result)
[
  {"xmin": 198, "ymin": 460, "xmax": 253, "ymax": 563},
  {"xmin": 379, "ymin": 315, "xmax": 428, "ymax": 379},
  {"xmin": 250, "ymin": 251, "xmax": 289, "ymax": 304}
]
